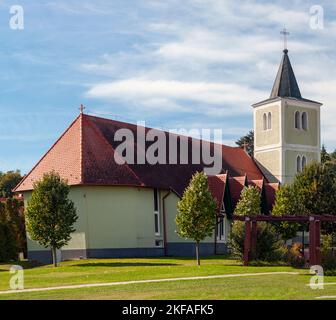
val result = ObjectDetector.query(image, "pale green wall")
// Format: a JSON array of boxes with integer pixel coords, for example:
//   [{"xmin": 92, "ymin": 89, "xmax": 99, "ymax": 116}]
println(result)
[
  {"xmin": 255, "ymin": 105, "xmax": 280, "ymax": 148},
  {"xmin": 84, "ymin": 186, "xmax": 163, "ymax": 249},
  {"xmin": 254, "ymin": 150, "xmax": 280, "ymax": 183},
  {"xmin": 284, "ymin": 150, "xmax": 319, "ymax": 184},
  {"xmin": 284, "ymin": 105, "xmax": 318, "ymax": 146},
  {"xmin": 24, "ymin": 185, "xmax": 219, "ymax": 254}
]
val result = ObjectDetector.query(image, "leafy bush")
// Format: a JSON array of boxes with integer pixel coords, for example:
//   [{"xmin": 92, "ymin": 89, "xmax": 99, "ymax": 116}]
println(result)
[
  {"xmin": 228, "ymin": 221, "xmax": 284, "ymax": 262},
  {"xmin": 0, "ymin": 221, "xmax": 18, "ymax": 262},
  {"xmin": 285, "ymin": 243, "xmax": 305, "ymax": 268},
  {"xmin": 321, "ymin": 234, "xmax": 336, "ymax": 271}
]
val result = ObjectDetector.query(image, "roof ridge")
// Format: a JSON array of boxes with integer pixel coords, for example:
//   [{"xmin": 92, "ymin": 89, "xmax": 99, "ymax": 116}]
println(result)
[
  {"xmin": 83, "ymin": 115, "xmax": 143, "ymax": 185},
  {"xmin": 13, "ymin": 115, "xmax": 82, "ymax": 192}
]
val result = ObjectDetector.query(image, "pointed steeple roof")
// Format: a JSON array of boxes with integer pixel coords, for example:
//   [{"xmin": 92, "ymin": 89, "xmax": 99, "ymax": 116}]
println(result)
[{"xmin": 270, "ymin": 49, "xmax": 302, "ymax": 99}]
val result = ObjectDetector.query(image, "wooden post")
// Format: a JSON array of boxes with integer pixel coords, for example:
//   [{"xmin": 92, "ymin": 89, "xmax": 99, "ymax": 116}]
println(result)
[
  {"xmin": 315, "ymin": 220, "xmax": 321, "ymax": 266},
  {"xmin": 251, "ymin": 220, "xmax": 257, "ymax": 260},
  {"xmin": 309, "ymin": 217, "xmax": 316, "ymax": 266},
  {"xmin": 243, "ymin": 217, "xmax": 251, "ymax": 266}
]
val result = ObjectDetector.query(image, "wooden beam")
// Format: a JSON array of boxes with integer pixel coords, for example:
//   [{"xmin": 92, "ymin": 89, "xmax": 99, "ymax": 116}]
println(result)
[
  {"xmin": 251, "ymin": 220, "xmax": 257, "ymax": 260},
  {"xmin": 243, "ymin": 218, "xmax": 251, "ymax": 266},
  {"xmin": 309, "ymin": 217, "xmax": 316, "ymax": 266},
  {"xmin": 315, "ymin": 220, "xmax": 321, "ymax": 266}
]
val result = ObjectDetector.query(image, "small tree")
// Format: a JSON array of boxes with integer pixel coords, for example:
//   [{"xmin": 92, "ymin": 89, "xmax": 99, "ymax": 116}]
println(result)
[
  {"xmin": 321, "ymin": 144, "xmax": 331, "ymax": 164},
  {"xmin": 234, "ymin": 186, "xmax": 261, "ymax": 216},
  {"xmin": 26, "ymin": 172, "xmax": 78, "ymax": 267},
  {"xmin": 176, "ymin": 172, "xmax": 217, "ymax": 266},
  {"xmin": 272, "ymin": 184, "xmax": 301, "ymax": 240}
]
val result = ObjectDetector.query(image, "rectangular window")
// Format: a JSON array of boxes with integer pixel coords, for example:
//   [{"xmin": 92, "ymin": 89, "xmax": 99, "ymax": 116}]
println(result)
[
  {"xmin": 153, "ymin": 188, "xmax": 159, "ymax": 212},
  {"xmin": 154, "ymin": 212, "xmax": 160, "ymax": 235}
]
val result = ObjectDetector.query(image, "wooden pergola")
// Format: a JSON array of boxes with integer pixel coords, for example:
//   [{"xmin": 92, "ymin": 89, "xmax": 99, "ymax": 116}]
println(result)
[{"xmin": 233, "ymin": 215, "xmax": 336, "ymax": 267}]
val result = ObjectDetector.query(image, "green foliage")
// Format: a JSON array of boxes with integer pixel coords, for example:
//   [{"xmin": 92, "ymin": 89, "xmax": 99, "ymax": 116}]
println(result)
[
  {"xmin": 228, "ymin": 221, "xmax": 284, "ymax": 262},
  {"xmin": 26, "ymin": 171, "xmax": 78, "ymax": 266},
  {"xmin": 229, "ymin": 187, "xmax": 284, "ymax": 262},
  {"xmin": 234, "ymin": 186, "xmax": 261, "ymax": 216},
  {"xmin": 321, "ymin": 144, "xmax": 331, "ymax": 164},
  {"xmin": 0, "ymin": 220, "xmax": 18, "ymax": 262},
  {"xmin": 285, "ymin": 243, "xmax": 305, "ymax": 268},
  {"xmin": 235, "ymin": 130, "xmax": 254, "ymax": 156},
  {"xmin": 176, "ymin": 172, "xmax": 217, "ymax": 265},
  {"xmin": 0, "ymin": 170, "xmax": 22, "ymax": 197},
  {"xmin": 3, "ymin": 198, "xmax": 26, "ymax": 256},
  {"xmin": 272, "ymin": 184, "xmax": 300, "ymax": 240},
  {"xmin": 321, "ymin": 234, "xmax": 336, "ymax": 271}
]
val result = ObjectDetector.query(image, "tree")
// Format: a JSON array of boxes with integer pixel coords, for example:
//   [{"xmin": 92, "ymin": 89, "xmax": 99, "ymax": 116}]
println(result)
[
  {"xmin": 176, "ymin": 172, "xmax": 217, "ymax": 266},
  {"xmin": 293, "ymin": 161, "xmax": 336, "ymax": 234},
  {"xmin": 235, "ymin": 130, "xmax": 254, "ymax": 156},
  {"xmin": 26, "ymin": 171, "xmax": 78, "ymax": 267},
  {"xmin": 234, "ymin": 186, "xmax": 261, "ymax": 216},
  {"xmin": 272, "ymin": 184, "xmax": 301, "ymax": 240},
  {"xmin": 321, "ymin": 144, "xmax": 331, "ymax": 164},
  {"xmin": 0, "ymin": 170, "xmax": 22, "ymax": 197}
]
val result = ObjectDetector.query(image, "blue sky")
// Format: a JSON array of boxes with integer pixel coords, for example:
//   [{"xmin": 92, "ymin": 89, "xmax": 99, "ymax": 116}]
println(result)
[{"xmin": 0, "ymin": 0, "xmax": 335, "ymax": 174}]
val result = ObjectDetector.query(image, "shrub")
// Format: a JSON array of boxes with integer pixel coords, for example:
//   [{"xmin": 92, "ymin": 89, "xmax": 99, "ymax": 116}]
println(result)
[
  {"xmin": 285, "ymin": 243, "xmax": 305, "ymax": 268},
  {"xmin": 0, "ymin": 221, "xmax": 18, "ymax": 262},
  {"xmin": 321, "ymin": 234, "xmax": 336, "ymax": 271},
  {"xmin": 228, "ymin": 221, "xmax": 284, "ymax": 262}
]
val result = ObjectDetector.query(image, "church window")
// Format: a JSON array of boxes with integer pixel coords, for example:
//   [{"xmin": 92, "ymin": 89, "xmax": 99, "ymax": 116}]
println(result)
[
  {"xmin": 263, "ymin": 113, "xmax": 267, "ymax": 130},
  {"xmin": 302, "ymin": 112, "xmax": 308, "ymax": 130},
  {"xmin": 295, "ymin": 111, "xmax": 301, "ymax": 129},
  {"xmin": 296, "ymin": 155, "xmax": 302, "ymax": 173},
  {"xmin": 302, "ymin": 156, "xmax": 307, "ymax": 169},
  {"xmin": 217, "ymin": 203, "xmax": 226, "ymax": 241},
  {"xmin": 267, "ymin": 112, "xmax": 272, "ymax": 130}
]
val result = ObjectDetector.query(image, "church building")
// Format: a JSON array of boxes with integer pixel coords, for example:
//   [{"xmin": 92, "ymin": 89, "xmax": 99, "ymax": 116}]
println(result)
[{"xmin": 14, "ymin": 47, "xmax": 322, "ymax": 263}]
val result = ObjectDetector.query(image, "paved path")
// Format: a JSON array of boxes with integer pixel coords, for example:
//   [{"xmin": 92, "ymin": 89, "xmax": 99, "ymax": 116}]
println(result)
[{"xmin": 0, "ymin": 271, "xmax": 299, "ymax": 295}]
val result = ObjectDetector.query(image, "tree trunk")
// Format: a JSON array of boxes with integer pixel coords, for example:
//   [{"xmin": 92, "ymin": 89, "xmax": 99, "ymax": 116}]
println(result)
[
  {"xmin": 196, "ymin": 241, "xmax": 200, "ymax": 266},
  {"xmin": 51, "ymin": 246, "xmax": 57, "ymax": 267}
]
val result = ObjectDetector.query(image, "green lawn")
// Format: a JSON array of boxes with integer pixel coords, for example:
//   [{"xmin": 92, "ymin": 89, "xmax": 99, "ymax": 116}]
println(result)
[{"xmin": 0, "ymin": 256, "xmax": 335, "ymax": 300}]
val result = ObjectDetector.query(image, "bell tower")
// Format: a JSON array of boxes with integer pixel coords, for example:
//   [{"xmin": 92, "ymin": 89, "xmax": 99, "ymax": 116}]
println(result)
[{"xmin": 252, "ymin": 33, "xmax": 322, "ymax": 184}]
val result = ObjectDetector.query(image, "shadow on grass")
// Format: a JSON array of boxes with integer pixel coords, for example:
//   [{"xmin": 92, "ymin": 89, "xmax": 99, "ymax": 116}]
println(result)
[{"xmin": 74, "ymin": 262, "xmax": 178, "ymax": 268}]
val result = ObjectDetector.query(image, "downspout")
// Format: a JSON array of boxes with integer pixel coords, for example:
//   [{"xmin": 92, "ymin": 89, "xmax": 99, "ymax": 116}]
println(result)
[{"xmin": 162, "ymin": 190, "xmax": 172, "ymax": 256}]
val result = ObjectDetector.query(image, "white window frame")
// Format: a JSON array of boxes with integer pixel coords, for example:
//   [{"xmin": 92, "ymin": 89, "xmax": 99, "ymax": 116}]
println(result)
[
  {"xmin": 263, "ymin": 113, "xmax": 267, "ymax": 131},
  {"xmin": 302, "ymin": 112, "xmax": 308, "ymax": 131},
  {"xmin": 294, "ymin": 110, "xmax": 301, "ymax": 130},
  {"xmin": 267, "ymin": 112, "xmax": 272, "ymax": 130},
  {"xmin": 296, "ymin": 155, "xmax": 302, "ymax": 173},
  {"xmin": 217, "ymin": 203, "xmax": 226, "ymax": 242}
]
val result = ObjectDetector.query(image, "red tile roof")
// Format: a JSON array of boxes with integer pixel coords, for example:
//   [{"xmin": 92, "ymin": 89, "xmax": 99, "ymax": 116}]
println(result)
[
  {"xmin": 14, "ymin": 114, "xmax": 265, "ymax": 195},
  {"xmin": 207, "ymin": 174, "xmax": 227, "ymax": 214},
  {"xmin": 228, "ymin": 176, "xmax": 247, "ymax": 209},
  {"xmin": 264, "ymin": 182, "xmax": 280, "ymax": 213}
]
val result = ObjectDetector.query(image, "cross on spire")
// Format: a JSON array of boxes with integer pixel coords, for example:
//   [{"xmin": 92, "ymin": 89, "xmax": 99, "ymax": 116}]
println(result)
[
  {"xmin": 280, "ymin": 27, "xmax": 290, "ymax": 52},
  {"xmin": 79, "ymin": 104, "xmax": 85, "ymax": 114}
]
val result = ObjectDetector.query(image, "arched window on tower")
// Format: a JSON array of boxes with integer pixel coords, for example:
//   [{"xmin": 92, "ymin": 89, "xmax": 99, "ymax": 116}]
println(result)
[
  {"xmin": 302, "ymin": 112, "xmax": 308, "ymax": 130},
  {"xmin": 267, "ymin": 112, "xmax": 272, "ymax": 130},
  {"xmin": 302, "ymin": 156, "xmax": 307, "ymax": 170},
  {"xmin": 263, "ymin": 113, "xmax": 267, "ymax": 130},
  {"xmin": 296, "ymin": 155, "xmax": 302, "ymax": 173},
  {"xmin": 295, "ymin": 111, "xmax": 301, "ymax": 129}
]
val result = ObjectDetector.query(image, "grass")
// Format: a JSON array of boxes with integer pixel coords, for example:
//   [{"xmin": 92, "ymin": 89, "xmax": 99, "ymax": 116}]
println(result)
[{"xmin": 0, "ymin": 256, "xmax": 335, "ymax": 300}]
